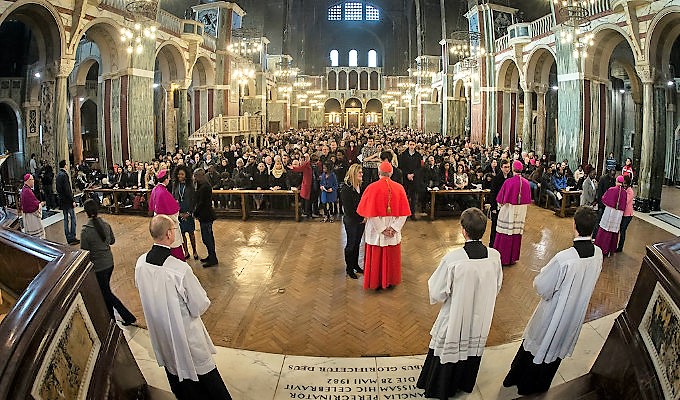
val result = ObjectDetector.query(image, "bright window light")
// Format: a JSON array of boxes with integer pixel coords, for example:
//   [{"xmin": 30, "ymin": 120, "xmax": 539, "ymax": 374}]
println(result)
[
  {"xmin": 345, "ymin": 2, "xmax": 362, "ymax": 20},
  {"xmin": 349, "ymin": 49, "xmax": 358, "ymax": 67},
  {"xmin": 368, "ymin": 49, "xmax": 377, "ymax": 67},
  {"xmin": 330, "ymin": 50, "xmax": 339, "ymax": 67}
]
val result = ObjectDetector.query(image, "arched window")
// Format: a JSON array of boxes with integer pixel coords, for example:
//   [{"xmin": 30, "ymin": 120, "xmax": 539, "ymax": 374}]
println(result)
[
  {"xmin": 368, "ymin": 49, "xmax": 377, "ymax": 67},
  {"xmin": 349, "ymin": 49, "xmax": 358, "ymax": 67},
  {"xmin": 330, "ymin": 50, "xmax": 339, "ymax": 67}
]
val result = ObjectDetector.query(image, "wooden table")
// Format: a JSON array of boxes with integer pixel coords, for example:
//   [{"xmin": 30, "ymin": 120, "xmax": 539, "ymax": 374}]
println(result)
[
  {"xmin": 556, "ymin": 189, "xmax": 582, "ymax": 218},
  {"xmin": 83, "ymin": 187, "xmax": 149, "ymax": 214},
  {"xmin": 213, "ymin": 189, "xmax": 301, "ymax": 222},
  {"xmin": 429, "ymin": 189, "xmax": 490, "ymax": 220}
]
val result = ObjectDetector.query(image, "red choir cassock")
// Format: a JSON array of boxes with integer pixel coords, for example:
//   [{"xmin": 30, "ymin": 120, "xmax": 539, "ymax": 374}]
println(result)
[
  {"xmin": 594, "ymin": 176, "xmax": 627, "ymax": 256},
  {"xmin": 357, "ymin": 161, "xmax": 411, "ymax": 290},
  {"xmin": 493, "ymin": 162, "xmax": 532, "ymax": 266}
]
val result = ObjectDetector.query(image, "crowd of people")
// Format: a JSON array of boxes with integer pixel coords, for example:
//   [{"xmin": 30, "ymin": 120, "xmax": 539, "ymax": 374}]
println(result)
[{"xmin": 13, "ymin": 126, "xmax": 641, "ymax": 400}]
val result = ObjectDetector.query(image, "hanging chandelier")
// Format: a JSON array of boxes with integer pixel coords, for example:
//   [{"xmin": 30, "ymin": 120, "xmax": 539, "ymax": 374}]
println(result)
[
  {"xmin": 227, "ymin": 38, "xmax": 263, "ymax": 56},
  {"xmin": 232, "ymin": 65, "xmax": 256, "ymax": 86},
  {"xmin": 121, "ymin": 0, "xmax": 158, "ymax": 54},
  {"xmin": 449, "ymin": 31, "xmax": 486, "ymax": 70},
  {"xmin": 552, "ymin": 0, "xmax": 593, "ymax": 59}
]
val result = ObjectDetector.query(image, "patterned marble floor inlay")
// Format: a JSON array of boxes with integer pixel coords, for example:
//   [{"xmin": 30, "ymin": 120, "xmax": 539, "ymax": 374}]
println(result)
[{"xmin": 122, "ymin": 311, "xmax": 620, "ymax": 400}]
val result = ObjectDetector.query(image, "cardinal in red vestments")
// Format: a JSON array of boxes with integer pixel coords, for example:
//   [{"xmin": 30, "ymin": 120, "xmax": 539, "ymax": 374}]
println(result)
[{"xmin": 357, "ymin": 161, "xmax": 411, "ymax": 290}]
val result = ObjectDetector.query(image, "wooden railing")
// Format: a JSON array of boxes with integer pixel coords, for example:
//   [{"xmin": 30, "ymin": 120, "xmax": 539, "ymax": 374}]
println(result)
[
  {"xmin": 190, "ymin": 115, "xmax": 263, "ymax": 143},
  {"xmin": 0, "ymin": 229, "xmax": 147, "ymax": 398}
]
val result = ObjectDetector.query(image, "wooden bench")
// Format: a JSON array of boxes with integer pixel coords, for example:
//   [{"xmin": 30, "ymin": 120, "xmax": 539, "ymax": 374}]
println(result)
[
  {"xmin": 556, "ymin": 189, "xmax": 582, "ymax": 218},
  {"xmin": 83, "ymin": 187, "xmax": 150, "ymax": 214},
  {"xmin": 212, "ymin": 189, "xmax": 301, "ymax": 222},
  {"xmin": 429, "ymin": 189, "xmax": 490, "ymax": 220}
]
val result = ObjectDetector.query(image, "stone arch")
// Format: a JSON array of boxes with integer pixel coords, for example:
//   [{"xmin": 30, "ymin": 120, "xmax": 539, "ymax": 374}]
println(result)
[
  {"xmin": 0, "ymin": 0, "xmax": 65, "ymax": 68},
  {"xmin": 524, "ymin": 45, "xmax": 556, "ymax": 87},
  {"xmin": 155, "ymin": 40, "xmax": 188, "ymax": 83},
  {"xmin": 0, "ymin": 99, "xmax": 24, "ymax": 154},
  {"xmin": 70, "ymin": 18, "xmax": 123, "ymax": 76},
  {"xmin": 496, "ymin": 58, "xmax": 521, "ymax": 90},
  {"xmin": 369, "ymin": 71, "xmax": 379, "ymax": 90},
  {"xmin": 349, "ymin": 70, "xmax": 358, "ymax": 89},
  {"xmin": 338, "ymin": 70, "xmax": 347, "ymax": 90},
  {"xmin": 583, "ymin": 24, "xmax": 640, "ymax": 81},
  {"xmin": 74, "ymin": 57, "xmax": 100, "ymax": 86},
  {"xmin": 328, "ymin": 71, "xmax": 337, "ymax": 90},
  {"xmin": 365, "ymin": 98, "xmax": 382, "ymax": 113},
  {"xmin": 646, "ymin": 8, "xmax": 680, "ymax": 79},
  {"xmin": 324, "ymin": 98, "xmax": 342, "ymax": 113},
  {"xmin": 190, "ymin": 55, "xmax": 215, "ymax": 87},
  {"xmin": 360, "ymin": 71, "xmax": 368, "ymax": 90},
  {"xmin": 453, "ymin": 79, "xmax": 466, "ymax": 100},
  {"xmin": 345, "ymin": 97, "xmax": 362, "ymax": 108}
]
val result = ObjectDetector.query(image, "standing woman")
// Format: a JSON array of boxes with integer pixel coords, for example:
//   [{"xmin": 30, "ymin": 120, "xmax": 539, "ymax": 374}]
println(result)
[
  {"xmin": 621, "ymin": 158, "xmax": 634, "ymax": 182},
  {"xmin": 340, "ymin": 164, "xmax": 364, "ymax": 279},
  {"xmin": 148, "ymin": 169, "xmax": 184, "ymax": 260},
  {"xmin": 616, "ymin": 174, "xmax": 635, "ymax": 253},
  {"xmin": 20, "ymin": 173, "xmax": 45, "ymax": 239},
  {"xmin": 81, "ymin": 199, "xmax": 136, "ymax": 326},
  {"xmin": 172, "ymin": 165, "xmax": 199, "ymax": 260}
]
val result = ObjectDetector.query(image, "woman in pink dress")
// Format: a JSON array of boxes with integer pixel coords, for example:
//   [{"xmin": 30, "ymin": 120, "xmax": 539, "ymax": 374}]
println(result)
[
  {"xmin": 616, "ymin": 174, "xmax": 635, "ymax": 253},
  {"xmin": 594, "ymin": 175, "xmax": 627, "ymax": 256}
]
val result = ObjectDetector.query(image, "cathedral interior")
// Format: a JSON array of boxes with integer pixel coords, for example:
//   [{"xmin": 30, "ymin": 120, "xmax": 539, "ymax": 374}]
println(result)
[{"xmin": 1, "ymin": 0, "xmax": 680, "ymax": 399}]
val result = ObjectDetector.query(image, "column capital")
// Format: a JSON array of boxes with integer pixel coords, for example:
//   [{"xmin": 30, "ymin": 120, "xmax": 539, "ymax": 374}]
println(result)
[
  {"xmin": 520, "ymin": 81, "xmax": 535, "ymax": 93},
  {"xmin": 56, "ymin": 58, "xmax": 75, "ymax": 78},
  {"xmin": 534, "ymin": 83, "xmax": 549, "ymax": 95},
  {"xmin": 635, "ymin": 64, "xmax": 656, "ymax": 84}
]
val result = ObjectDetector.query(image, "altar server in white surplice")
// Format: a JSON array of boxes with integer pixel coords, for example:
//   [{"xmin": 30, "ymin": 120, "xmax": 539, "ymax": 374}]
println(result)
[
  {"xmin": 417, "ymin": 208, "xmax": 503, "ymax": 400},
  {"xmin": 135, "ymin": 215, "xmax": 232, "ymax": 400},
  {"xmin": 503, "ymin": 206, "xmax": 603, "ymax": 396}
]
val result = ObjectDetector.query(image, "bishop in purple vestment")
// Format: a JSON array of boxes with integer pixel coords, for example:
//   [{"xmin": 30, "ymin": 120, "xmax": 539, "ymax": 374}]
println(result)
[
  {"xmin": 494, "ymin": 161, "xmax": 532, "ymax": 266},
  {"xmin": 148, "ymin": 169, "xmax": 185, "ymax": 260},
  {"xmin": 594, "ymin": 176, "xmax": 627, "ymax": 256}
]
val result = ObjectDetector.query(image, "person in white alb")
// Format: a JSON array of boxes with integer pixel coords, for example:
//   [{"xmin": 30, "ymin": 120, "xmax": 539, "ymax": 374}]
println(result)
[
  {"xmin": 135, "ymin": 215, "xmax": 232, "ymax": 400},
  {"xmin": 503, "ymin": 206, "xmax": 603, "ymax": 395},
  {"xmin": 417, "ymin": 207, "xmax": 503, "ymax": 399}
]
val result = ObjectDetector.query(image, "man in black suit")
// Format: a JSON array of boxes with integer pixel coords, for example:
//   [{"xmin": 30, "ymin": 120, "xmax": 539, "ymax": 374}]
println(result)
[
  {"xmin": 489, "ymin": 159, "xmax": 511, "ymax": 248},
  {"xmin": 56, "ymin": 160, "xmax": 79, "ymax": 245},
  {"xmin": 398, "ymin": 140, "xmax": 422, "ymax": 220},
  {"xmin": 193, "ymin": 169, "xmax": 218, "ymax": 267}
]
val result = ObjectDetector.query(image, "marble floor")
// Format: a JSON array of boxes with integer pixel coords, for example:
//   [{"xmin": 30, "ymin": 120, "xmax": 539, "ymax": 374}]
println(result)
[
  {"xmin": 43, "ymin": 189, "xmax": 675, "ymax": 357},
  {"xmin": 122, "ymin": 311, "xmax": 621, "ymax": 400}
]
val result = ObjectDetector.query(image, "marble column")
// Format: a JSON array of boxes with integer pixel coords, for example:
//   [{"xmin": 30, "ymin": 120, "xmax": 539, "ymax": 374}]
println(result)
[
  {"xmin": 650, "ymin": 85, "xmax": 666, "ymax": 210},
  {"xmin": 522, "ymin": 87, "xmax": 534, "ymax": 152},
  {"xmin": 164, "ymin": 84, "xmax": 177, "ymax": 152},
  {"xmin": 535, "ymin": 88, "xmax": 547, "ymax": 156},
  {"xmin": 126, "ymin": 74, "xmax": 154, "ymax": 162},
  {"xmin": 177, "ymin": 88, "xmax": 189, "ymax": 150},
  {"xmin": 636, "ymin": 65, "xmax": 654, "ymax": 211},
  {"xmin": 72, "ymin": 95, "xmax": 83, "ymax": 164},
  {"xmin": 665, "ymin": 103, "xmax": 675, "ymax": 184},
  {"xmin": 54, "ymin": 75, "xmax": 70, "ymax": 169}
]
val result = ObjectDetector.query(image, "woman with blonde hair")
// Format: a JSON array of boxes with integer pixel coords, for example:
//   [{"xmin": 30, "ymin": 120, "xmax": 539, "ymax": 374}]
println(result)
[{"xmin": 340, "ymin": 164, "xmax": 365, "ymax": 279}]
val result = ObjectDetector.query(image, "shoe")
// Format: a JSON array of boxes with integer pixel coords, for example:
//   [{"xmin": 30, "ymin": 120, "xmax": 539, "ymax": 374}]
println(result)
[
  {"xmin": 354, "ymin": 267, "xmax": 364, "ymax": 274},
  {"xmin": 122, "ymin": 318, "xmax": 137, "ymax": 326},
  {"xmin": 200, "ymin": 257, "xmax": 209, "ymax": 263},
  {"xmin": 347, "ymin": 271, "xmax": 358, "ymax": 279},
  {"xmin": 329, "ymin": 216, "xmax": 335, "ymax": 223},
  {"xmin": 68, "ymin": 239, "xmax": 80, "ymax": 245},
  {"xmin": 202, "ymin": 259, "xmax": 218, "ymax": 268},
  {"xmin": 322, "ymin": 216, "xmax": 328, "ymax": 222},
  {"xmin": 193, "ymin": 253, "xmax": 199, "ymax": 260}
]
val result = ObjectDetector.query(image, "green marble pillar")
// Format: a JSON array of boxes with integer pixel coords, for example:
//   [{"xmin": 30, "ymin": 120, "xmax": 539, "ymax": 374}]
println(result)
[
  {"xmin": 554, "ymin": 27, "xmax": 583, "ymax": 164},
  {"xmin": 54, "ymin": 75, "xmax": 69, "ymax": 168},
  {"xmin": 522, "ymin": 88, "xmax": 534, "ymax": 152},
  {"xmin": 177, "ymin": 88, "xmax": 189, "ymax": 150},
  {"xmin": 535, "ymin": 88, "xmax": 547, "ymax": 156},
  {"xmin": 127, "ymin": 75, "xmax": 155, "ymax": 162},
  {"xmin": 637, "ymin": 78, "xmax": 654, "ymax": 207}
]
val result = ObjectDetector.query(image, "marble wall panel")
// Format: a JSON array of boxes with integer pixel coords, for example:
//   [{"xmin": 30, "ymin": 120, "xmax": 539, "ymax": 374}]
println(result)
[
  {"xmin": 127, "ymin": 75, "xmax": 154, "ymax": 162},
  {"xmin": 40, "ymin": 81, "xmax": 55, "ymax": 164},
  {"xmin": 110, "ymin": 78, "xmax": 122, "ymax": 164}
]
